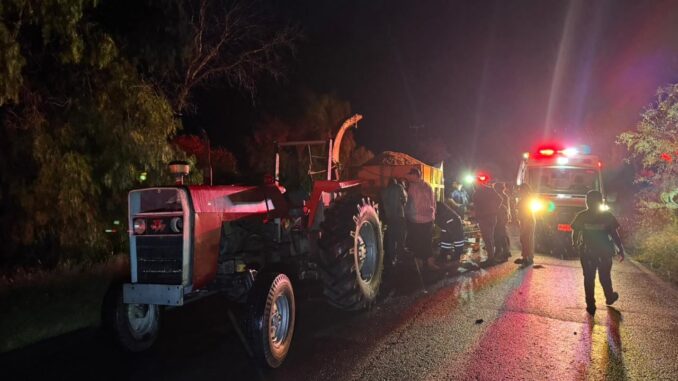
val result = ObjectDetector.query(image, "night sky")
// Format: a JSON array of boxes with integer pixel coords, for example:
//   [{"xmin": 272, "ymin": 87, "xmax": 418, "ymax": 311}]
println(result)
[{"xmin": 190, "ymin": 0, "xmax": 678, "ymax": 180}]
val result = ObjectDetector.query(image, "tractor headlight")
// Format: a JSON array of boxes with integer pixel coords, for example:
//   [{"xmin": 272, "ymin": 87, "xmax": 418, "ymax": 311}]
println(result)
[
  {"xmin": 170, "ymin": 217, "xmax": 183, "ymax": 233},
  {"xmin": 530, "ymin": 198, "xmax": 546, "ymax": 213},
  {"xmin": 133, "ymin": 218, "xmax": 146, "ymax": 235}
]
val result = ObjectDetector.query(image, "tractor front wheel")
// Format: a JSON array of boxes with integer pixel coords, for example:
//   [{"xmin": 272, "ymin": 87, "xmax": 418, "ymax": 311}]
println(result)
[
  {"xmin": 102, "ymin": 283, "xmax": 160, "ymax": 352},
  {"xmin": 246, "ymin": 273, "xmax": 296, "ymax": 368}
]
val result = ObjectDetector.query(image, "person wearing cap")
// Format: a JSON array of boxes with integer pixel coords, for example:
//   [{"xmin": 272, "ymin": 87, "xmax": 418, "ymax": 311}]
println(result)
[
  {"xmin": 515, "ymin": 183, "xmax": 535, "ymax": 268},
  {"xmin": 381, "ymin": 177, "xmax": 408, "ymax": 268},
  {"xmin": 448, "ymin": 181, "xmax": 470, "ymax": 218},
  {"xmin": 472, "ymin": 174, "xmax": 503, "ymax": 264},
  {"xmin": 493, "ymin": 182, "xmax": 511, "ymax": 261},
  {"xmin": 571, "ymin": 190, "xmax": 625, "ymax": 315},
  {"xmin": 405, "ymin": 167, "xmax": 438, "ymax": 271}
]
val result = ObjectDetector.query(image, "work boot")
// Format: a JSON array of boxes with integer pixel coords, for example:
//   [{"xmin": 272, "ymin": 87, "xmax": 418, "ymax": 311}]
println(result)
[
  {"xmin": 606, "ymin": 292, "xmax": 619, "ymax": 306},
  {"xmin": 519, "ymin": 257, "xmax": 533, "ymax": 269},
  {"xmin": 514, "ymin": 258, "xmax": 524, "ymax": 265}
]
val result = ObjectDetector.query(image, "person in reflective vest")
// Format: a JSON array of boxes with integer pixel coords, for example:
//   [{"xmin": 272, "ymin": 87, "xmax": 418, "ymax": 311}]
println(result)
[{"xmin": 435, "ymin": 201, "xmax": 465, "ymax": 263}]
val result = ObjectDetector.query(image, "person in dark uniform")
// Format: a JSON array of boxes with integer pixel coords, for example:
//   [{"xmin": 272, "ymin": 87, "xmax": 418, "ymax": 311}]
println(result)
[
  {"xmin": 515, "ymin": 184, "xmax": 535, "ymax": 268},
  {"xmin": 435, "ymin": 201, "xmax": 465, "ymax": 264},
  {"xmin": 571, "ymin": 190, "xmax": 626, "ymax": 315},
  {"xmin": 381, "ymin": 178, "xmax": 408, "ymax": 267},
  {"xmin": 473, "ymin": 175, "xmax": 503, "ymax": 264},
  {"xmin": 493, "ymin": 182, "xmax": 511, "ymax": 261}
]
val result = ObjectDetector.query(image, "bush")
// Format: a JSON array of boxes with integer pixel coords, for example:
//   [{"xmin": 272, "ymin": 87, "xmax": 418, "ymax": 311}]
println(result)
[{"xmin": 632, "ymin": 222, "xmax": 678, "ymax": 283}]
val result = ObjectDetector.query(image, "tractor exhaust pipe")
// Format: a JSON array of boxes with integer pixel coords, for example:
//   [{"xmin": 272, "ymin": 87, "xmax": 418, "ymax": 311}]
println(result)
[{"xmin": 169, "ymin": 160, "xmax": 191, "ymax": 185}]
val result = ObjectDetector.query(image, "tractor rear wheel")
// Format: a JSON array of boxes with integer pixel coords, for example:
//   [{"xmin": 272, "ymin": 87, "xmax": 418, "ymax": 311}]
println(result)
[{"xmin": 318, "ymin": 194, "xmax": 384, "ymax": 310}]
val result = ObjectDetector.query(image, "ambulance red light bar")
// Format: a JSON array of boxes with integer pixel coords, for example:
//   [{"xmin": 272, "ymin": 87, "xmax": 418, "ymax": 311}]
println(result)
[
  {"xmin": 534, "ymin": 145, "xmax": 580, "ymax": 158},
  {"xmin": 477, "ymin": 173, "xmax": 490, "ymax": 183}
]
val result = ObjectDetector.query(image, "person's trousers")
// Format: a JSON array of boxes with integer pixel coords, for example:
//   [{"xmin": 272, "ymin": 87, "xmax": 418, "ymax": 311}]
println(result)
[
  {"xmin": 494, "ymin": 221, "xmax": 510, "ymax": 257},
  {"xmin": 385, "ymin": 218, "xmax": 406, "ymax": 264},
  {"xmin": 477, "ymin": 216, "xmax": 497, "ymax": 260},
  {"xmin": 406, "ymin": 221, "xmax": 433, "ymax": 259},
  {"xmin": 519, "ymin": 225, "xmax": 534, "ymax": 259},
  {"xmin": 580, "ymin": 251, "xmax": 615, "ymax": 307},
  {"xmin": 440, "ymin": 229, "xmax": 465, "ymax": 262}
]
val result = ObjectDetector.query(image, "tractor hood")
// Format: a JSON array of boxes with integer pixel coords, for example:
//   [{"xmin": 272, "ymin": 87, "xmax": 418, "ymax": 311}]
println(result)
[{"xmin": 187, "ymin": 185, "xmax": 288, "ymax": 220}]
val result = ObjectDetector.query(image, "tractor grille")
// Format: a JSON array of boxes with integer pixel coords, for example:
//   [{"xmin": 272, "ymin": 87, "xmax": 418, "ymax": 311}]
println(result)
[{"xmin": 136, "ymin": 236, "xmax": 183, "ymax": 284}]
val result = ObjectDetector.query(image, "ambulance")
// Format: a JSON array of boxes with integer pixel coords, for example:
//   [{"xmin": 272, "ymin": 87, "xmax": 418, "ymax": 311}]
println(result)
[{"xmin": 516, "ymin": 145, "xmax": 607, "ymax": 257}]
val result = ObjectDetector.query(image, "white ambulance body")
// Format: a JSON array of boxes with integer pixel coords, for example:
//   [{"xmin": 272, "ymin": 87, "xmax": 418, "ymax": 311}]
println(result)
[{"xmin": 516, "ymin": 145, "xmax": 605, "ymax": 257}]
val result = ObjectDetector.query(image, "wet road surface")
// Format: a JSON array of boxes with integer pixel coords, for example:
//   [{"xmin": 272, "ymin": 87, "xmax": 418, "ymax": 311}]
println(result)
[{"xmin": 3, "ymin": 252, "xmax": 678, "ymax": 381}]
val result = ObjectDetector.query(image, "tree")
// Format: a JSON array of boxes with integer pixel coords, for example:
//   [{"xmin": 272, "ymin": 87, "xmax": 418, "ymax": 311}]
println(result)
[
  {"xmin": 618, "ymin": 83, "xmax": 678, "ymax": 217},
  {"xmin": 617, "ymin": 83, "xmax": 678, "ymax": 277},
  {"xmin": 173, "ymin": 134, "xmax": 238, "ymax": 184},
  {"xmin": 101, "ymin": 0, "xmax": 297, "ymax": 114},
  {"xmin": 0, "ymin": 1, "xmax": 191, "ymax": 267}
]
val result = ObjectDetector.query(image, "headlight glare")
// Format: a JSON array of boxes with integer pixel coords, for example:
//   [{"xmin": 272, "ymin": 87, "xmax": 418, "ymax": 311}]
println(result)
[{"xmin": 530, "ymin": 199, "xmax": 545, "ymax": 213}]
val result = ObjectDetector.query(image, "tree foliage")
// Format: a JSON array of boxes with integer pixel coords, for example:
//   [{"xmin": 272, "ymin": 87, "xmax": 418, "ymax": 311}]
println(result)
[
  {"xmin": 617, "ymin": 83, "xmax": 678, "ymax": 280},
  {"xmin": 618, "ymin": 83, "xmax": 678, "ymax": 215},
  {"xmin": 0, "ymin": 0, "xmax": 194, "ymax": 267},
  {"xmin": 173, "ymin": 134, "xmax": 238, "ymax": 184}
]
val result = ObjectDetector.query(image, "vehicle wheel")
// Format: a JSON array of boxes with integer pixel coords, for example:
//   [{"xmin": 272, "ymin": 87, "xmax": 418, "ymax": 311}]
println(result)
[
  {"xmin": 102, "ymin": 283, "xmax": 160, "ymax": 352},
  {"xmin": 246, "ymin": 273, "xmax": 296, "ymax": 368},
  {"xmin": 318, "ymin": 194, "xmax": 385, "ymax": 310}
]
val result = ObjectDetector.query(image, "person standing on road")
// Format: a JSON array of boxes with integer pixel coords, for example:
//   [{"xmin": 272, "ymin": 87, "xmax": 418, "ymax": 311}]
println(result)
[
  {"xmin": 473, "ymin": 175, "xmax": 503, "ymax": 264},
  {"xmin": 381, "ymin": 178, "xmax": 408, "ymax": 267},
  {"xmin": 449, "ymin": 181, "xmax": 470, "ymax": 218},
  {"xmin": 571, "ymin": 190, "xmax": 626, "ymax": 315},
  {"xmin": 515, "ymin": 184, "xmax": 535, "ymax": 268},
  {"xmin": 493, "ymin": 182, "xmax": 511, "ymax": 261},
  {"xmin": 405, "ymin": 168, "xmax": 439, "ymax": 271}
]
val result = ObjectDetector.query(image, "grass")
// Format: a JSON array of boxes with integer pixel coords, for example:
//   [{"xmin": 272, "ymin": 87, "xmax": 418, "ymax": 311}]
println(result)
[
  {"xmin": 0, "ymin": 256, "xmax": 128, "ymax": 353},
  {"xmin": 632, "ymin": 225, "xmax": 678, "ymax": 285}
]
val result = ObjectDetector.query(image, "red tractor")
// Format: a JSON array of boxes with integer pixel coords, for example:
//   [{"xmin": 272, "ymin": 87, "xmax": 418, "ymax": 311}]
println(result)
[{"xmin": 103, "ymin": 115, "xmax": 385, "ymax": 368}]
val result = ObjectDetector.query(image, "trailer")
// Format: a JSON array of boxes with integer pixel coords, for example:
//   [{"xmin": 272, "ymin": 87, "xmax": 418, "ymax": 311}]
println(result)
[{"xmin": 356, "ymin": 151, "xmax": 445, "ymax": 202}]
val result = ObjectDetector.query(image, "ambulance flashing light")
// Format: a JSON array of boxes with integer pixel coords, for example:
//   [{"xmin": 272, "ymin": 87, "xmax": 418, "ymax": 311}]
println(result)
[{"xmin": 533, "ymin": 145, "xmax": 586, "ymax": 159}]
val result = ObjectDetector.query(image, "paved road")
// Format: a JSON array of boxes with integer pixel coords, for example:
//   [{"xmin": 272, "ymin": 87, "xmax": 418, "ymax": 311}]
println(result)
[{"xmin": 3, "ymin": 252, "xmax": 678, "ymax": 381}]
